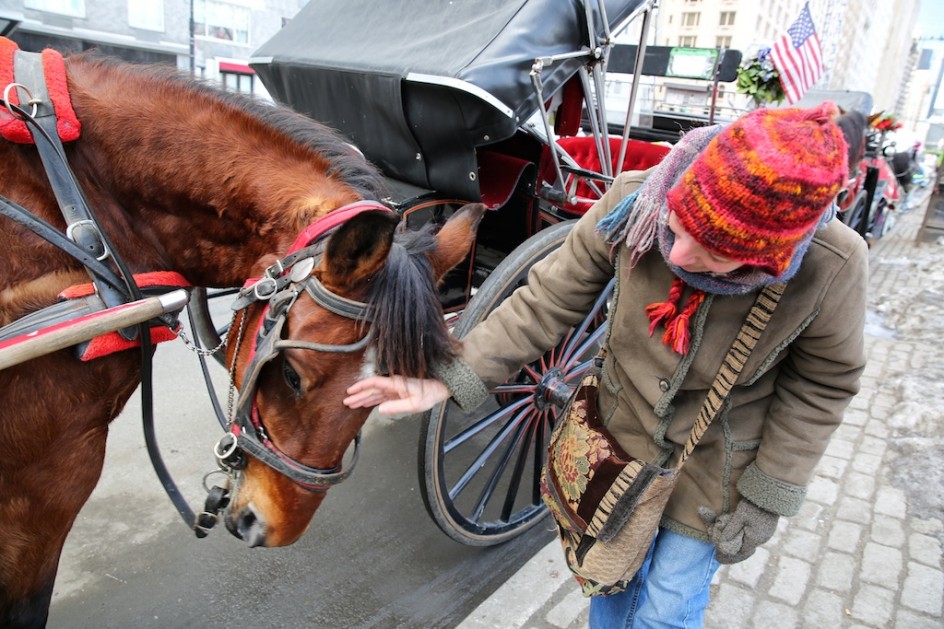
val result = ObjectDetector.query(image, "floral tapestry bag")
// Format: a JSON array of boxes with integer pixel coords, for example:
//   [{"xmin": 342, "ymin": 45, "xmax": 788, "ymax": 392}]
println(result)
[{"xmin": 539, "ymin": 283, "xmax": 785, "ymax": 597}]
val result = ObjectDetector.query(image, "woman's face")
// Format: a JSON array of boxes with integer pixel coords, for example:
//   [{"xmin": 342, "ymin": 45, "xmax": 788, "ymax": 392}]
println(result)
[{"xmin": 667, "ymin": 212, "xmax": 746, "ymax": 275}]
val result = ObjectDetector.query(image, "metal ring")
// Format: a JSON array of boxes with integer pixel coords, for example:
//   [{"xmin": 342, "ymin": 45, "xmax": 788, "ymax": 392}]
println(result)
[
  {"xmin": 2, "ymin": 83, "xmax": 38, "ymax": 120},
  {"xmin": 214, "ymin": 433, "xmax": 239, "ymax": 460},
  {"xmin": 201, "ymin": 469, "xmax": 230, "ymax": 493}
]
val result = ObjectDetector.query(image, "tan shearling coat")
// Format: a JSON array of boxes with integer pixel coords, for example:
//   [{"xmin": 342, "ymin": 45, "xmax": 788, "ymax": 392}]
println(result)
[{"xmin": 444, "ymin": 170, "xmax": 868, "ymax": 539}]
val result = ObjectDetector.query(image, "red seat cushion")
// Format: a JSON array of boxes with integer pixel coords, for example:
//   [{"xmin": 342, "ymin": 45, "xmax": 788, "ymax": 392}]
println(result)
[{"xmin": 545, "ymin": 137, "xmax": 671, "ymax": 214}]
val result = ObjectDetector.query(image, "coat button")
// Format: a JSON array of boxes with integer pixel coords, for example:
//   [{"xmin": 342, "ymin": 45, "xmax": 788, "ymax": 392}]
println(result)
[{"xmin": 658, "ymin": 378, "xmax": 670, "ymax": 392}]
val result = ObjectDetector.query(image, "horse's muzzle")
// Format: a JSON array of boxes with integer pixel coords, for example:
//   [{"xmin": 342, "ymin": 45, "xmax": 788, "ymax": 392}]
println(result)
[{"xmin": 225, "ymin": 502, "xmax": 267, "ymax": 548}]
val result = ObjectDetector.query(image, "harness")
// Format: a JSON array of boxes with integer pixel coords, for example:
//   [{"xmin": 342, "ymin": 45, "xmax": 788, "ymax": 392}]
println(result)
[{"xmin": 0, "ymin": 40, "xmax": 394, "ymax": 538}]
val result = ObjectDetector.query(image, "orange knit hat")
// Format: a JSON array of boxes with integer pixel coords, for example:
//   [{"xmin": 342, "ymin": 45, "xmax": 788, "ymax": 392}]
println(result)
[{"xmin": 666, "ymin": 102, "xmax": 848, "ymax": 276}]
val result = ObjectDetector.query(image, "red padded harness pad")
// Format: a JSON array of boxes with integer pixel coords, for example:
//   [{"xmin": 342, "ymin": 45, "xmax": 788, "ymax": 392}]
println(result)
[
  {"xmin": 58, "ymin": 272, "xmax": 191, "ymax": 361},
  {"xmin": 0, "ymin": 36, "xmax": 81, "ymax": 144}
]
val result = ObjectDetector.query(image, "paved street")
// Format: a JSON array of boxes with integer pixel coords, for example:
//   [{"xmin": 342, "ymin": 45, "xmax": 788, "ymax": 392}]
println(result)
[{"xmin": 459, "ymin": 186, "xmax": 944, "ymax": 629}]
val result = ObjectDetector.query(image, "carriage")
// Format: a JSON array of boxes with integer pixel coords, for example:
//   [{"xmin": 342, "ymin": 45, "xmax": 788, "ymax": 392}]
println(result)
[{"xmin": 0, "ymin": 0, "xmax": 744, "ymax": 623}]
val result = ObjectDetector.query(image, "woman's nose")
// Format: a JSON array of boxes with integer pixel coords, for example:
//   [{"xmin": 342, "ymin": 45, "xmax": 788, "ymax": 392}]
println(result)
[{"xmin": 668, "ymin": 240, "xmax": 697, "ymax": 268}]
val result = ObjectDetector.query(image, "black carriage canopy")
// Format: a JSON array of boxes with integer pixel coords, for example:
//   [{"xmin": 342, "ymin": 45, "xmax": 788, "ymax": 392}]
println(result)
[{"xmin": 250, "ymin": 0, "xmax": 648, "ymax": 201}]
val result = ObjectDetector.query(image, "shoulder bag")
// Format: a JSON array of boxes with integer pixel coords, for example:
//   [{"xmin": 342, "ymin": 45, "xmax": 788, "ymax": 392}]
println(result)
[{"xmin": 539, "ymin": 282, "xmax": 785, "ymax": 596}]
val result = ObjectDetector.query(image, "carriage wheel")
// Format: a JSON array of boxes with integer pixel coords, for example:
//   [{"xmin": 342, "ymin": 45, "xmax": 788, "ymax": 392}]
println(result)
[{"xmin": 419, "ymin": 220, "xmax": 614, "ymax": 546}]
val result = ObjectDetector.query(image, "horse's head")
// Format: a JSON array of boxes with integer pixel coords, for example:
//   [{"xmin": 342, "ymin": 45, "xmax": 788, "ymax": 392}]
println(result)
[{"xmin": 221, "ymin": 203, "xmax": 484, "ymax": 546}]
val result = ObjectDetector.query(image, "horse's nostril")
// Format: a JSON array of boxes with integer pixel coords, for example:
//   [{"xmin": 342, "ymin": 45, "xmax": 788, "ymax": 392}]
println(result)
[{"xmin": 229, "ymin": 505, "xmax": 266, "ymax": 548}]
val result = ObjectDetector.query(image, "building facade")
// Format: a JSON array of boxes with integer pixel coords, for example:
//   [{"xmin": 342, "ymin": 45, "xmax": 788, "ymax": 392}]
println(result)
[
  {"xmin": 0, "ymin": 0, "xmax": 305, "ymax": 99},
  {"xmin": 614, "ymin": 0, "xmax": 921, "ymax": 121}
]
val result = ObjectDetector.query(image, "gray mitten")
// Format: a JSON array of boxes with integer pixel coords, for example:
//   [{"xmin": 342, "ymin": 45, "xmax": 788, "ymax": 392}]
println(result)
[{"xmin": 698, "ymin": 499, "xmax": 779, "ymax": 564}]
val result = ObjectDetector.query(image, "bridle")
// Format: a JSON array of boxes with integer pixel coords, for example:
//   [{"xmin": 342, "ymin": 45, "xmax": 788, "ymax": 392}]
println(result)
[{"xmin": 205, "ymin": 201, "xmax": 393, "ymax": 520}]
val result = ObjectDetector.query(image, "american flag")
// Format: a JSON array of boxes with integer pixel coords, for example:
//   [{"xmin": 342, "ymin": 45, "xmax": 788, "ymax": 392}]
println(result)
[{"xmin": 770, "ymin": 2, "xmax": 824, "ymax": 104}]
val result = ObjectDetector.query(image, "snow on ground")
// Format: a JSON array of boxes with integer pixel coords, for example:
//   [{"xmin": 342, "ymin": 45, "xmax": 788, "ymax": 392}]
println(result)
[{"xmin": 868, "ymin": 221, "xmax": 944, "ymax": 525}]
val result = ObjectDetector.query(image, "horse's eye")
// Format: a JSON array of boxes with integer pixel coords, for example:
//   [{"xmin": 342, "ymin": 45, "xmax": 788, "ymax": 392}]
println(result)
[{"xmin": 282, "ymin": 360, "xmax": 303, "ymax": 397}]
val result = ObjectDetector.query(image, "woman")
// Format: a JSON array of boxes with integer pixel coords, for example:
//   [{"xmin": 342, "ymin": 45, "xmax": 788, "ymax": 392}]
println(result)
[{"xmin": 345, "ymin": 102, "xmax": 867, "ymax": 628}]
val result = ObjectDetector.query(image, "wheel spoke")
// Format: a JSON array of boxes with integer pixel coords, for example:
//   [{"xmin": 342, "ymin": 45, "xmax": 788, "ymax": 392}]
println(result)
[
  {"xmin": 497, "ymin": 409, "xmax": 544, "ymax": 521},
  {"xmin": 442, "ymin": 396, "xmax": 532, "ymax": 454},
  {"xmin": 522, "ymin": 362, "xmax": 542, "ymax": 381},
  {"xmin": 532, "ymin": 409, "xmax": 553, "ymax": 503},
  {"xmin": 562, "ymin": 325, "xmax": 607, "ymax": 373},
  {"xmin": 493, "ymin": 383, "xmax": 537, "ymax": 395},
  {"xmin": 471, "ymin": 410, "xmax": 534, "ymax": 521},
  {"xmin": 559, "ymin": 278, "xmax": 615, "ymax": 367},
  {"xmin": 447, "ymin": 404, "xmax": 532, "ymax": 501}
]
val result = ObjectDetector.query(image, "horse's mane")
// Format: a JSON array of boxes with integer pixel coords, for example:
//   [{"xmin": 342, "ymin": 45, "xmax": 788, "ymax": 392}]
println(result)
[
  {"xmin": 73, "ymin": 55, "xmax": 453, "ymax": 376},
  {"xmin": 74, "ymin": 53, "xmax": 388, "ymax": 201},
  {"xmin": 368, "ymin": 225, "xmax": 458, "ymax": 379}
]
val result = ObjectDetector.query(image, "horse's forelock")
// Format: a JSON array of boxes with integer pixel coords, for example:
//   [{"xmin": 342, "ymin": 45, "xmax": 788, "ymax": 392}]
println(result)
[{"xmin": 366, "ymin": 227, "xmax": 457, "ymax": 379}]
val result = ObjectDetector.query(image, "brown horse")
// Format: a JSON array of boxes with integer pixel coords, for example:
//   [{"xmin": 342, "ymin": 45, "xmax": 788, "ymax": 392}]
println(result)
[{"xmin": 0, "ymin": 49, "xmax": 482, "ymax": 627}]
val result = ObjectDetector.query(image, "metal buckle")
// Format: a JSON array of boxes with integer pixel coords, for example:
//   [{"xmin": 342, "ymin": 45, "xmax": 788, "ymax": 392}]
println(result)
[
  {"xmin": 65, "ymin": 219, "xmax": 110, "ymax": 261},
  {"xmin": 251, "ymin": 276, "xmax": 278, "ymax": 301}
]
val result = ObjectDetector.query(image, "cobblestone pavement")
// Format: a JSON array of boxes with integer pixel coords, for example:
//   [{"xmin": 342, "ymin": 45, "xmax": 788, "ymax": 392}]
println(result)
[{"xmin": 458, "ymin": 189, "xmax": 944, "ymax": 629}]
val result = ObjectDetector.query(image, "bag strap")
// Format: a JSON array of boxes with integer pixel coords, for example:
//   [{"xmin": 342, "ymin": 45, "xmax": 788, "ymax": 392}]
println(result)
[{"xmin": 676, "ymin": 282, "xmax": 786, "ymax": 469}]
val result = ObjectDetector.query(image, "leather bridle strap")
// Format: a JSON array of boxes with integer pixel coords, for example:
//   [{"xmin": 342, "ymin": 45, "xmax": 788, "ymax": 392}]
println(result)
[
  {"xmin": 0, "ymin": 192, "xmax": 129, "ymax": 295},
  {"xmin": 224, "ymin": 423, "xmax": 360, "ymax": 491},
  {"xmin": 12, "ymin": 50, "xmax": 137, "ymax": 320},
  {"xmin": 223, "ymin": 292, "xmax": 366, "ymax": 490}
]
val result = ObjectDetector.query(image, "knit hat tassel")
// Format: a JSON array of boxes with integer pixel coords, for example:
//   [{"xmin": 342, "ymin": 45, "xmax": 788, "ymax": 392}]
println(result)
[{"xmin": 646, "ymin": 277, "xmax": 706, "ymax": 355}]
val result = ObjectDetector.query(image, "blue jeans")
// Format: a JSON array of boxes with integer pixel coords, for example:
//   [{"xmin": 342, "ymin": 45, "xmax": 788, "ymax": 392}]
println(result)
[{"xmin": 588, "ymin": 528, "xmax": 720, "ymax": 629}]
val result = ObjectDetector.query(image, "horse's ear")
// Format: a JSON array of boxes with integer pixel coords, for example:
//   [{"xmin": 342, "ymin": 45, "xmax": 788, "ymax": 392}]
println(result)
[
  {"xmin": 318, "ymin": 209, "xmax": 400, "ymax": 289},
  {"xmin": 428, "ymin": 203, "xmax": 486, "ymax": 281}
]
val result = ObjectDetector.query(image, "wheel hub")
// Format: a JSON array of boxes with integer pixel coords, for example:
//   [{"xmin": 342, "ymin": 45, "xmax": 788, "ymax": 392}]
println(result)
[{"xmin": 534, "ymin": 367, "xmax": 573, "ymax": 411}]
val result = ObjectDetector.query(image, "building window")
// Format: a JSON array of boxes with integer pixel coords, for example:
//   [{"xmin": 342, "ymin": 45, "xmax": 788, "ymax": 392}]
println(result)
[
  {"xmin": 219, "ymin": 62, "xmax": 254, "ymax": 94},
  {"xmin": 719, "ymin": 11, "xmax": 736, "ymax": 26},
  {"xmin": 679, "ymin": 36, "xmax": 698, "ymax": 47},
  {"xmin": 716, "ymin": 36, "xmax": 732, "ymax": 48},
  {"xmin": 128, "ymin": 0, "xmax": 164, "ymax": 32},
  {"xmin": 194, "ymin": 1, "xmax": 250, "ymax": 45},
  {"xmin": 682, "ymin": 12, "xmax": 700, "ymax": 27},
  {"xmin": 24, "ymin": 0, "xmax": 85, "ymax": 17}
]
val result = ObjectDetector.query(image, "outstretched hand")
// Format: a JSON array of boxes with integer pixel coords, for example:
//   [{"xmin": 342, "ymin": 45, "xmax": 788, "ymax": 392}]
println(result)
[{"xmin": 344, "ymin": 375, "xmax": 450, "ymax": 416}]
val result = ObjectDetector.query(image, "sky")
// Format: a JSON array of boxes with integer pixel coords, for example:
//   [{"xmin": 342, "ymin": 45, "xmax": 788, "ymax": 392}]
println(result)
[{"xmin": 918, "ymin": 0, "xmax": 944, "ymax": 39}]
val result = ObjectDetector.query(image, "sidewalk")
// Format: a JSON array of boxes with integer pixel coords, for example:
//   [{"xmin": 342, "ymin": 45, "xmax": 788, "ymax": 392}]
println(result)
[{"xmin": 458, "ymin": 188, "xmax": 944, "ymax": 629}]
